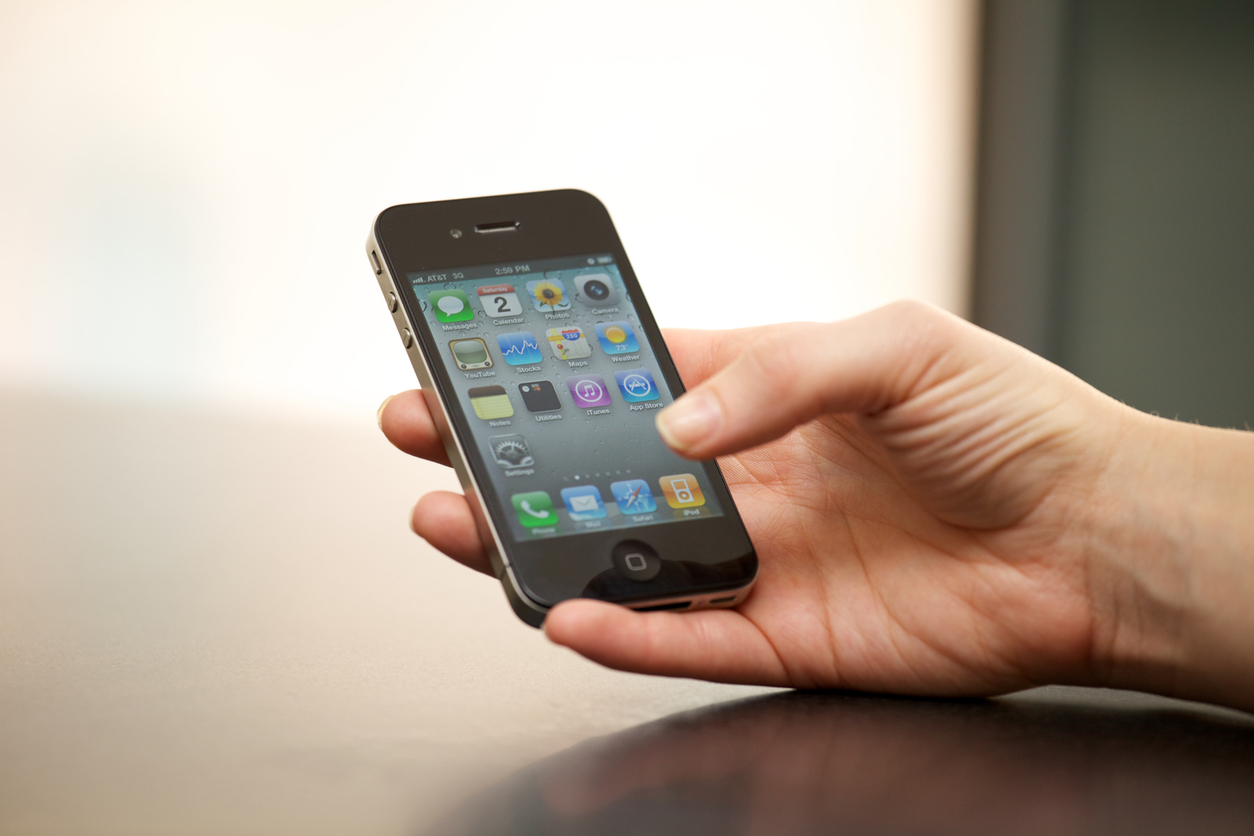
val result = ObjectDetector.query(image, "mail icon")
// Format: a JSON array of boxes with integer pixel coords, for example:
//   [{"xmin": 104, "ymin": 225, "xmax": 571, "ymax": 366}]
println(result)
[
  {"xmin": 560, "ymin": 485, "xmax": 607, "ymax": 520},
  {"xmin": 570, "ymin": 495, "xmax": 599, "ymax": 512}
]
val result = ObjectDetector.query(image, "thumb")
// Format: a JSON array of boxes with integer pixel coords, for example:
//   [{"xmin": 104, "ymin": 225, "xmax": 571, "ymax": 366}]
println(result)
[{"xmin": 655, "ymin": 301, "xmax": 978, "ymax": 459}]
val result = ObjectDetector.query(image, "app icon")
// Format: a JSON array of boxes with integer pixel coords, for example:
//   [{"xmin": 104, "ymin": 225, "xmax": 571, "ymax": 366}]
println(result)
[
  {"xmin": 489, "ymin": 434, "xmax": 534, "ymax": 468},
  {"xmin": 477, "ymin": 284, "xmax": 523, "ymax": 317},
  {"xmin": 496, "ymin": 331, "xmax": 543, "ymax": 365},
  {"xmin": 468, "ymin": 385, "xmax": 513, "ymax": 420},
  {"xmin": 546, "ymin": 325, "xmax": 593, "ymax": 361},
  {"xmin": 449, "ymin": 337, "xmax": 493, "ymax": 370},
  {"xmin": 519, "ymin": 380, "xmax": 562, "ymax": 413},
  {"xmin": 614, "ymin": 369, "xmax": 659, "ymax": 402},
  {"xmin": 566, "ymin": 374, "xmax": 612, "ymax": 408},
  {"xmin": 611, "ymin": 479, "xmax": 658, "ymax": 514},
  {"xmin": 428, "ymin": 289, "xmax": 475, "ymax": 323},
  {"xmin": 512, "ymin": 491, "xmax": 557, "ymax": 528},
  {"xmin": 574, "ymin": 273, "xmax": 620, "ymax": 307},
  {"xmin": 594, "ymin": 321, "xmax": 639, "ymax": 354},
  {"xmin": 526, "ymin": 278, "xmax": 572, "ymax": 313},
  {"xmin": 561, "ymin": 485, "xmax": 607, "ymax": 520},
  {"xmin": 659, "ymin": 474, "xmax": 705, "ymax": 508}
]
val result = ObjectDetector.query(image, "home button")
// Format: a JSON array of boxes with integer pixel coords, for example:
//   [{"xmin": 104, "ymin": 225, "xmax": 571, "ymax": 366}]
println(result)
[{"xmin": 611, "ymin": 540, "xmax": 662, "ymax": 582}]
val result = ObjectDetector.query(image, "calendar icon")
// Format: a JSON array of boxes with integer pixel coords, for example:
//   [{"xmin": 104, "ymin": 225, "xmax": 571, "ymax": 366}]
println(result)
[{"xmin": 477, "ymin": 284, "xmax": 523, "ymax": 317}]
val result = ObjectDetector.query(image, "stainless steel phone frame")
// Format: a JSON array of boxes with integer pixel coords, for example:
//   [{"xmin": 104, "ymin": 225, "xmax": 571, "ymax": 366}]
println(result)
[{"xmin": 366, "ymin": 208, "xmax": 754, "ymax": 627}]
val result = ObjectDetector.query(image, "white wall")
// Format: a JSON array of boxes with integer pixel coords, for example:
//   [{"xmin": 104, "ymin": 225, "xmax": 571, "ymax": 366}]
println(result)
[{"xmin": 0, "ymin": 0, "xmax": 977, "ymax": 422}]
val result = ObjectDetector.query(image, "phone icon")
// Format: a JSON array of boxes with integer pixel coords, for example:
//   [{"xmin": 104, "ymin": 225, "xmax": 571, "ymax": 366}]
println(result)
[
  {"xmin": 659, "ymin": 474, "xmax": 705, "ymax": 508},
  {"xmin": 611, "ymin": 479, "xmax": 657, "ymax": 514},
  {"xmin": 449, "ymin": 337, "xmax": 493, "ymax": 370},
  {"xmin": 468, "ymin": 385, "xmax": 514, "ymax": 420},
  {"xmin": 428, "ymin": 289, "xmax": 475, "ymax": 323},
  {"xmin": 496, "ymin": 332, "xmax": 543, "ymax": 365},
  {"xmin": 525, "ymin": 278, "xmax": 572, "ymax": 313},
  {"xmin": 561, "ymin": 485, "xmax": 608, "ymax": 520},
  {"xmin": 512, "ymin": 491, "xmax": 557, "ymax": 528},
  {"xmin": 546, "ymin": 325, "xmax": 593, "ymax": 360},
  {"xmin": 613, "ymin": 369, "xmax": 659, "ymax": 402},
  {"xmin": 477, "ymin": 284, "xmax": 523, "ymax": 317},
  {"xmin": 566, "ymin": 374, "xmax": 612, "ymax": 408},
  {"xmin": 594, "ymin": 321, "xmax": 639, "ymax": 354},
  {"xmin": 519, "ymin": 380, "xmax": 562, "ymax": 413}
]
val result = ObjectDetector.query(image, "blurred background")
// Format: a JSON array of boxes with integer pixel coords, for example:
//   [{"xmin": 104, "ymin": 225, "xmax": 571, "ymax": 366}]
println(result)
[
  {"xmin": 0, "ymin": 0, "xmax": 976, "ymax": 423},
  {"xmin": 973, "ymin": 0, "xmax": 1254, "ymax": 429},
  {"xmin": 3, "ymin": 1, "xmax": 1253, "ymax": 834}
]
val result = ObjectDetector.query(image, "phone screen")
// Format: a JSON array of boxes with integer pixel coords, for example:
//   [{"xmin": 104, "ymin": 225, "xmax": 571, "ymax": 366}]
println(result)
[{"xmin": 406, "ymin": 253, "xmax": 725, "ymax": 544}]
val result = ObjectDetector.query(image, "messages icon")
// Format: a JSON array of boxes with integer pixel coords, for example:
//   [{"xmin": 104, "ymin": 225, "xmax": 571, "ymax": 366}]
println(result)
[{"xmin": 428, "ymin": 289, "xmax": 475, "ymax": 323}]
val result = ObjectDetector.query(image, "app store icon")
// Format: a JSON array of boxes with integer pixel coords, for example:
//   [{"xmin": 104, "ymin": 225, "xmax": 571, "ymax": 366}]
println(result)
[{"xmin": 613, "ymin": 369, "xmax": 659, "ymax": 403}]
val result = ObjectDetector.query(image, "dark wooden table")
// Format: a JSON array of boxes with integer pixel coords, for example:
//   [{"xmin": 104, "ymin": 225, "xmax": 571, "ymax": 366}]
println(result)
[{"xmin": 3, "ymin": 389, "xmax": 1251, "ymax": 835}]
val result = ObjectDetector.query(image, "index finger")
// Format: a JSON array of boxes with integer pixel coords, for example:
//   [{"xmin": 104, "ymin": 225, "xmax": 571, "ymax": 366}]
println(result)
[{"xmin": 662, "ymin": 325, "xmax": 784, "ymax": 389}]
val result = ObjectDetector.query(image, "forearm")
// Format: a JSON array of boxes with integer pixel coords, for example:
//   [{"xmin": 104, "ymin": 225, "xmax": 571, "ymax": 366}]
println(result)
[{"xmin": 1091, "ymin": 410, "xmax": 1254, "ymax": 712}]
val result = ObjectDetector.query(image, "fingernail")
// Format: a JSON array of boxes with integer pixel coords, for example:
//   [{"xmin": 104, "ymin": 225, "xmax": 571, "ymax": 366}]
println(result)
[
  {"xmin": 656, "ymin": 391, "xmax": 722, "ymax": 453},
  {"xmin": 377, "ymin": 394, "xmax": 395, "ymax": 430}
]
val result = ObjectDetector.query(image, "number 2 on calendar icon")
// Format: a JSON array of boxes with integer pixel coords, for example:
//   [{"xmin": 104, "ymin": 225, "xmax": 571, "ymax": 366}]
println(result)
[{"xmin": 477, "ymin": 284, "xmax": 523, "ymax": 317}]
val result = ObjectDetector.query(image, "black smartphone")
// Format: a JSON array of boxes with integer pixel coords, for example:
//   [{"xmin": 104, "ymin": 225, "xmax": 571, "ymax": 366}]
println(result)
[{"xmin": 367, "ymin": 190, "xmax": 757, "ymax": 626}]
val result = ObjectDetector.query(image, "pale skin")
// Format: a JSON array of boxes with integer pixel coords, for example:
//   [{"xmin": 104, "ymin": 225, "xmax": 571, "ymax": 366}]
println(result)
[{"xmin": 379, "ymin": 301, "xmax": 1254, "ymax": 713}]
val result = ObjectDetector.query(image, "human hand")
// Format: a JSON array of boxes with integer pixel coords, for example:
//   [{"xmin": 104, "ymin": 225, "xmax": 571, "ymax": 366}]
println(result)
[{"xmin": 380, "ymin": 301, "xmax": 1254, "ymax": 709}]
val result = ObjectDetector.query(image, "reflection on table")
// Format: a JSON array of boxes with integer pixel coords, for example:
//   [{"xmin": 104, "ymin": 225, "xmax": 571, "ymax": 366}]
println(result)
[{"xmin": 431, "ymin": 688, "xmax": 1254, "ymax": 836}]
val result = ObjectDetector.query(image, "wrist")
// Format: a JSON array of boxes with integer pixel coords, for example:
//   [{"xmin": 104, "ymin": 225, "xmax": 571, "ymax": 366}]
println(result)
[{"xmin": 1085, "ymin": 410, "xmax": 1254, "ymax": 711}]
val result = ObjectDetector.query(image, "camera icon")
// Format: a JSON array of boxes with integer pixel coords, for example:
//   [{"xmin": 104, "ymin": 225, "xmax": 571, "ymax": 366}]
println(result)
[{"xmin": 574, "ymin": 273, "xmax": 620, "ymax": 307}]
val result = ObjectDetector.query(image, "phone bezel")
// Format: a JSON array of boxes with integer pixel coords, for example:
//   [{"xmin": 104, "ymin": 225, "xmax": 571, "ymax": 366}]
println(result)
[{"xmin": 373, "ymin": 190, "xmax": 756, "ymax": 609}]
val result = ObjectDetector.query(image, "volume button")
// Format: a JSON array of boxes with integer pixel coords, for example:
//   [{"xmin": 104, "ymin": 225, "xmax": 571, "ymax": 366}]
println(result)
[
  {"xmin": 388, "ymin": 291, "xmax": 399, "ymax": 312},
  {"xmin": 401, "ymin": 328, "xmax": 414, "ymax": 349}
]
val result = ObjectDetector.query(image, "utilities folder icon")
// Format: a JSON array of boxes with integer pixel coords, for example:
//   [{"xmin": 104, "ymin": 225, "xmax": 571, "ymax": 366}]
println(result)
[{"xmin": 468, "ymin": 386, "xmax": 513, "ymax": 420}]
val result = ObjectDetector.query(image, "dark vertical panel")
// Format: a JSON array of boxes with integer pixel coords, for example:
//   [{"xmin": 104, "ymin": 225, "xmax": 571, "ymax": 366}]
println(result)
[
  {"xmin": 974, "ymin": 0, "xmax": 1254, "ymax": 429},
  {"xmin": 970, "ymin": 0, "xmax": 1072, "ymax": 358},
  {"xmin": 1058, "ymin": 0, "xmax": 1254, "ymax": 428}
]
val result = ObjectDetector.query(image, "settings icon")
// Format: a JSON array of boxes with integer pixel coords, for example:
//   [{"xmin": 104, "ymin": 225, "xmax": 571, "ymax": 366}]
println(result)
[{"xmin": 489, "ymin": 434, "xmax": 535, "ymax": 468}]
